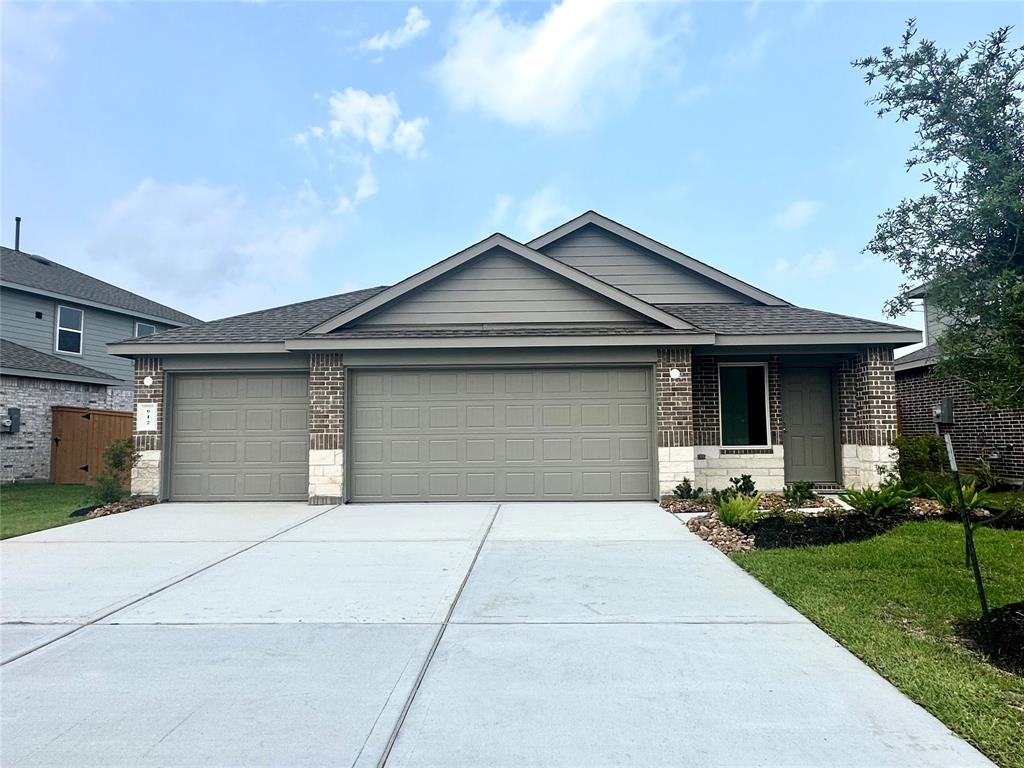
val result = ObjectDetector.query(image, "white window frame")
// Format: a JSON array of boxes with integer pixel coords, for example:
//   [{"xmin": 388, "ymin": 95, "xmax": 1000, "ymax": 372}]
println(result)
[
  {"xmin": 54, "ymin": 305, "xmax": 84, "ymax": 356},
  {"xmin": 717, "ymin": 361, "xmax": 771, "ymax": 448},
  {"xmin": 135, "ymin": 321, "xmax": 157, "ymax": 338}
]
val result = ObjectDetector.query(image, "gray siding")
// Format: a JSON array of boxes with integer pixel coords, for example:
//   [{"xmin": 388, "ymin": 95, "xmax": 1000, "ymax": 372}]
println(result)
[
  {"xmin": 361, "ymin": 250, "xmax": 644, "ymax": 326},
  {"xmin": 539, "ymin": 225, "xmax": 753, "ymax": 304},
  {"xmin": 924, "ymin": 299, "xmax": 949, "ymax": 345},
  {"xmin": 0, "ymin": 287, "xmax": 170, "ymax": 383}
]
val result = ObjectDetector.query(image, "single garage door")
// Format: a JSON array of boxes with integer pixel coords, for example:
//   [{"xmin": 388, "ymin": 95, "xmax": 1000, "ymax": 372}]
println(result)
[
  {"xmin": 169, "ymin": 373, "xmax": 309, "ymax": 501},
  {"xmin": 349, "ymin": 368, "xmax": 654, "ymax": 502}
]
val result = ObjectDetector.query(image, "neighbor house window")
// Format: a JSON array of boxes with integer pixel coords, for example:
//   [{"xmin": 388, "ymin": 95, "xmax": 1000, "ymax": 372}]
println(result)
[
  {"xmin": 718, "ymin": 363, "xmax": 769, "ymax": 447},
  {"xmin": 55, "ymin": 305, "xmax": 84, "ymax": 355},
  {"xmin": 135, "ymin": 322, "xmax": 156, "ymax": 338}
]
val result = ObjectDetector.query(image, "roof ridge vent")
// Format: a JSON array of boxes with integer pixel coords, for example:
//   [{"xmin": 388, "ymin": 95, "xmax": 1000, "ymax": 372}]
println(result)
[{"xmin": 27, "ymin": 254, "xmax": 51, "ymax": 265}]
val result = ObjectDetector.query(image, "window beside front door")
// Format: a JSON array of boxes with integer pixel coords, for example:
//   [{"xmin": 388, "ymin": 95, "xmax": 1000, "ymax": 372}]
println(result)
[
  {"xmin": 55, "ymin": 305, "xmax": 84, "ymax": 355},
  {"xmin": 718, "ymin": 363, "xmax": 769, "ymax": 447}
]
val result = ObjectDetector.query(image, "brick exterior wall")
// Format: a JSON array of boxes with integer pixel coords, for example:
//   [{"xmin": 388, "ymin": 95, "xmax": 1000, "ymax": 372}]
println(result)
[
  {"xmin": 897, "ymin": 368, "xmax": 1024, "ymax": 481},
  {"xmin": 691, "ymin": 354, "xmax": 783, "ymax": 447},
  {"xmin": 838, "ymin": 347, "xmax": 897, "ymax": 446},
  {"xmin": 133, "ymin": 357, "xmax": 164, "ymax": 452},
  {"xmin": 655, "ymin": 347, "xmax": 692, "ymax": 447},
  {"xmin": 0, "ymin": 376, "xmax": 131, "ymax": 483},
  {"xmin": 309, "ymin": 352, "xmax": 344, "ymax": 451}
]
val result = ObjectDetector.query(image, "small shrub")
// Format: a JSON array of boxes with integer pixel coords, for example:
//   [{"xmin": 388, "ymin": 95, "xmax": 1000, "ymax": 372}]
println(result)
[
  {"xmin": 672, "ymin": 478, "xmax": 704, "ymax": 500},
  {"xmin": 891, "ymin": 434, "xmax": 948, "ymax": 489},
  {"xmin": 783, "ymin": 481, "xmax": 816, "ymax": 507},
  {"xmin": 838, "ymin": 484, "xmax": 914, "ymax": 517},
  {"xmin": 972, "ymin": 458, "xmax": 1001, "ymax": 490},
  {"xmin": 729, "ymin": 474, "xmax": 757, "ymax": 497},
  {"xmin": 927, "ymin": 480, "xmax": 989, "ymax": 514},
  {"xmin": 708, "ymin": 487, "xmax": 735, "ymax": 506},
  {"xmin": 716, "ymin": 493, "xmax": 763, "ymax": 528},
  {"xmin": 89, "ymin": 438, "xmax": 139, "ymax": 505}
]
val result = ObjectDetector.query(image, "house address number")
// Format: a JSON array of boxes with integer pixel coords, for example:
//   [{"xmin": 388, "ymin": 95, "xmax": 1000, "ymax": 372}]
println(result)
[{"xmin": 136, "ymin": 402, "xmax": 157, "ymax": 432}]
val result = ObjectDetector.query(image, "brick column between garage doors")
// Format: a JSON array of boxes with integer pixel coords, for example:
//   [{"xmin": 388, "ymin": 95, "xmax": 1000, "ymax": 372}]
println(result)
[
  {"xmin": 308, "ymin": 352, "xmax": 344, "ymax": 504},
  {"xmin": 131, "ymin": 356, "xmax": 163, "ymax": 497},
  {"xmin": 655, "ymin": 347, "xmax": 694, "ymax": 498}
]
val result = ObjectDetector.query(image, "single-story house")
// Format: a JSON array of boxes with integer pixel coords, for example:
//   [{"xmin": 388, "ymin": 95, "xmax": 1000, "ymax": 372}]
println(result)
[
  {"xmin": 1, "ymin": 244, "xmax": 199, "ymax": 483},
  {"xmin": 895, "ymin": 285, "xmax": 1023, "ymax": 483},
  {"xmin": 110, "ymin": 212, "xmax": 920, "ymax": 503}
]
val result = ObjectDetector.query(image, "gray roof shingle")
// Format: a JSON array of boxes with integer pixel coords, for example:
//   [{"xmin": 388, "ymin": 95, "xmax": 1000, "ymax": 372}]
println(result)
[
  {"xmin": 1, "ymin": 247, "xmax": 200, "ymax": 326},
  {"xmin": 895, "ymin": 343, "xmax": 939, "ymax": 371},
  {"xmin": 656, "ymin": 304, "xmax": 915, "ymax": 335},
  {"xmin": 112, "ymin": 286, "xmax": 389, "ymax": 345},
  {"xmin": 0, "ymin": 338, "xmax": 119, "ymax": 382},
  {"xmin": 304, "ymin": 325, "xmax": 692, "ymax": 340}
]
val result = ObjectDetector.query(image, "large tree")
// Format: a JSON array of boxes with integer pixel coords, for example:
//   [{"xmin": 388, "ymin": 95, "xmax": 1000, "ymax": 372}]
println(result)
[{"xmin": 854, "ymin": 21, "xmax": 1024, "ymax": 410}]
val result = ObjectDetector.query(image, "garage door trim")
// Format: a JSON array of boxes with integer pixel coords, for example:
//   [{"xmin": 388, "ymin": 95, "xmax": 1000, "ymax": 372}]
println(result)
[
  {"xmin": 343, "ymin": 363, "xmax": 660, "ymax": 503},
  {"xmin": 164, "ymin": 369, "xmax": 310, "ymax": 502}
]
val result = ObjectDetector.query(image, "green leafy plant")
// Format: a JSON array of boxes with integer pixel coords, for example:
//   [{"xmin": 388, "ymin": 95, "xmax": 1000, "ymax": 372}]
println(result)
[
  {"xmin": 927, "ymin": 480, "xmax": 989, "ymax": 514},
  {"xmin": 890, "ymin": 434, "xmax": 948, "ymax": 490},
  {"xmin": 838, "ymin": 484, "xmax": 915, "ymax": 517},
  {"xmin": 672, "ymin": 478, "xmax": 704, "ymax": 500},
  {"xmin": 729, "ymin": 474, "xmax": 757, "ymax": 497},
  {"xmin": 972, "ymin": 458, "xmax": 1001, "ymax": 490},
  {"xmin": 708, "ymin": 487, "xmax": 735, "ymax": 505},
  {"xmin": 89, "ymin": 438, "xmax": 139, "ymax": 505},
  {"xmin": 716, "ymin": 493, "xmax": 763, "ymax": 528},
  {"xmin": 783, "ymin": 481, "xmax": 816, "ymax": 507}
]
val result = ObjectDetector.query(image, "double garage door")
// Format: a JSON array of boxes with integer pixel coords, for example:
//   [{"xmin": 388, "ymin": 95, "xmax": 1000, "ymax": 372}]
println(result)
[
  {"xmin": 349, "ymin": 368, "xmax": 655, "ymax": 502},
  {"xmin": 169, "ymin": 373, "xmax": 309, "ymax": 501}
]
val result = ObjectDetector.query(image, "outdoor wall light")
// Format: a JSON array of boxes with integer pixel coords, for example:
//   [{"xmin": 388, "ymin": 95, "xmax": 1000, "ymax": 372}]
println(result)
[
  {"xmin": 669, "ymin": 368, "xmax": 681, "ymax": 379},
  {"xmin": 143, "ymin": 376, "xmax": 154, "ymax": 387}
]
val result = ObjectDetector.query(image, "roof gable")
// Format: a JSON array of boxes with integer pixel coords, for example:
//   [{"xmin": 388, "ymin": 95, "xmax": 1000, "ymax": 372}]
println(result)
[
  {"xmin": 528, "ymin": 212, "xmax": 789, "ymax": 307},
  {"xmin": 307, "ymin": 234, "xmax": 693, "ymax": 334}
]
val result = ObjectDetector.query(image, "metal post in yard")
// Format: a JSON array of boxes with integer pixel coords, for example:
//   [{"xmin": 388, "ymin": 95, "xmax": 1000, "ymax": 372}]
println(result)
[{"xmin": 943, "ymin": 433, "xmax": 989, "ymax": 624}]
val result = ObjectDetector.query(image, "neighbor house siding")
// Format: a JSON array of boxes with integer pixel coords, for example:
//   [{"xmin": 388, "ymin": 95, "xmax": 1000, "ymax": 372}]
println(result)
[
  {"xmin": 539, "ymin": 224, "xmax": 752, "ymax": 305},
  {"xmin": 361, "ymin": 250, "xmax": 643, "ymax": 326},
  {"xmin": 897, "ymin": 368, "xmax": 1024, "ymax": 481},
  {"xmin": 0, "ymin": 286, "xmax": 169, "ymax": 383}
]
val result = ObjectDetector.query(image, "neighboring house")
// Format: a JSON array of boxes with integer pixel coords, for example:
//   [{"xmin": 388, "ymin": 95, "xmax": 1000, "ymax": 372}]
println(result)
[
  {"xmin": 1, "ymin": 245, "xmax": 199, "ymax": 483},
  {"xmin": 895, "ymin": 285, "xmax": 1023, "ymax": 483},
  {"xmin": 110, "ymin": 212, "xmax": 920, "ymax": 504}
]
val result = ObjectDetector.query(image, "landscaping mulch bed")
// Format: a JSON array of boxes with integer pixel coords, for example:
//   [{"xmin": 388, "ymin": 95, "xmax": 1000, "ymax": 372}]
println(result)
[
  {"xmin": 85, "ymin": 497, "xmax": 156, "ymax": 518},
  {"xmin": 959, "ymin": 601, "xmax": 1024, "ymax": 675}
]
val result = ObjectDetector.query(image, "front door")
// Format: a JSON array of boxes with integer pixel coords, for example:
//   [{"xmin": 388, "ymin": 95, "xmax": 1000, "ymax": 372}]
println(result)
[{"xmin": 782, "ymin": 367, "xmax": 837, "ymax": 483}]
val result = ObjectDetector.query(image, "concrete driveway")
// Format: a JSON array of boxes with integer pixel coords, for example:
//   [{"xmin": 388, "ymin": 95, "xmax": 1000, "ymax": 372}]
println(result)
[{"xmin": 1, "ymin": 501, "xmax": 991, "ymax": 767}]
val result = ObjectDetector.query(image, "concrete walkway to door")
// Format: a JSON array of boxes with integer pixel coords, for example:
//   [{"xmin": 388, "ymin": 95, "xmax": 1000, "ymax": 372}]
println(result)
[{"xmin": 1, "ymin": 501, "xmax": 992, "ymax": 767}]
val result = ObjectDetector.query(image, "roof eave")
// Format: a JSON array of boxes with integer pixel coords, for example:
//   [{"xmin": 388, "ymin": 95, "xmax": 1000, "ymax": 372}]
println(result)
[
  {"xmin": 2, "ymin": 280, "xmax": 194, "ymax": 327},
  {"xmin": 284, "ymin": 334, "xmax": 715, "ymax": 351},
  {"xmin": 107, "ymin": 341, "xmax": 289, "ymax": 357},
  {"xmin": 0, "ymin": 366, "xmax": 122, "ymax": 386},
  {"xmin": 712, "ymin": 331, "xmax": 922, "ymax": 347}
]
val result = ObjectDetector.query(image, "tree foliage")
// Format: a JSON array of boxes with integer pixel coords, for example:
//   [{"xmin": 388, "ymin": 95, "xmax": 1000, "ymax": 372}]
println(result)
[{"xmin": 854, "ymin": 21, "xmax": 1024, "ymax": 409}]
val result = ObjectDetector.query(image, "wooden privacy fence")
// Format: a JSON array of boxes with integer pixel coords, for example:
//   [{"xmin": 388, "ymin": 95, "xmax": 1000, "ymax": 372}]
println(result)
[{"xmin": 50, "ymin": 406, "xmax": 133, "ymax": 485}]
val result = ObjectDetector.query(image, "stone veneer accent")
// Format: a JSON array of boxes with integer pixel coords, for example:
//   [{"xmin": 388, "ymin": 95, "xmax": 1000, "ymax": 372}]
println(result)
[
  {"xmin": 655, "ymin": 348, "xmax": 694, "ymax": 496},
  {"xmin": 0, "ymin": 376, "xmax": 132, "ymax": 483},
  {"xmin": 838, "ymin": 347, "xmax": 897, "ymax": 487},
  {"xmin": 131, "ymin": 356, "xmax": 164, "ymax": 497},
  {"xmin": 897, "ymin": 368, "xmax": 1023, "ymax": 481},
  {"xmin": 308, "ymin": 352, "xmax": 345, "ymax": 503}
]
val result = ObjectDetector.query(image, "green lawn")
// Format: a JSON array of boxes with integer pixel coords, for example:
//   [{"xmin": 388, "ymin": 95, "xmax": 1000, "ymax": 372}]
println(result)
[
  {"xmin": 0, "ymin": 483, "xmax": 95, "ymax": 539},
  {"xmin": 984, "ymin": 489, "xmax": 1023, "ymax": 511},
  {"xmin": 733, "ymin": 521, "xmax": 1024, "ymax": 768}
]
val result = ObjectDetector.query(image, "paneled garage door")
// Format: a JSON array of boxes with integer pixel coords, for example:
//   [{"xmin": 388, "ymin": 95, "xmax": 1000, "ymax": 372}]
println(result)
[
  {"xmin": 169, "ymin": 373, "xmax": 309, "ymax": 501},
  {"xmin": 349, "ymin": 368, "xmax": 654, "ymax": 502}
]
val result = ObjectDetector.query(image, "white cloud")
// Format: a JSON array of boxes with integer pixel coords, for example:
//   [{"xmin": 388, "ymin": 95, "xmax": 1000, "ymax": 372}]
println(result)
[
  {"xmin": 89, "ymin": 179, "xmax": 325, "ymax": 319},
  {"xmin": 486, "ymin": 186, "xmax": 572, "ymax": 240},
  {"xmin": 436, "ymin": 0, "xmax": 681, "ymax": 131},
  {"xmin": 361, "ymin": 6, "xmax": 431, "ymax": 51},
  {"xmin": 772, "ymin": 199, "xmax": 820, "ymax": 230},
  {"xmin": 1, "ymin": 2, "xmax": 86, "ymax": 90},
  {"xmin": 297, "ymin": 88, "xmax": 427, "ymax": 159},
  {"xmin": 774, "ymin": 248, "xmax": 836, "ymax": 276}
]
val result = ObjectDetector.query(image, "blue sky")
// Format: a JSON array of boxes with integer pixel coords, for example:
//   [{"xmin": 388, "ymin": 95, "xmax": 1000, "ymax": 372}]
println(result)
[{"xmin": 3, "ymin": 1, "xmax": 1021, "ymax": 337}]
